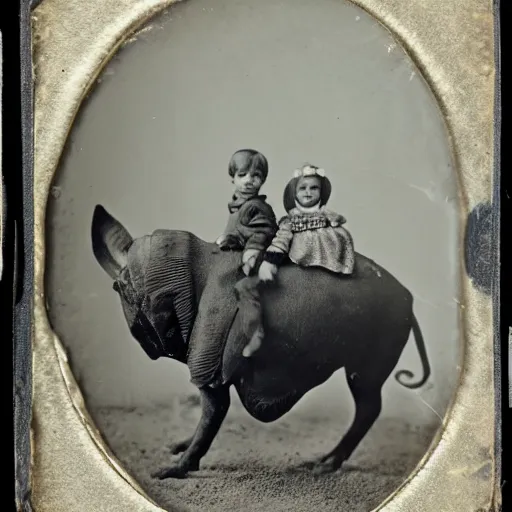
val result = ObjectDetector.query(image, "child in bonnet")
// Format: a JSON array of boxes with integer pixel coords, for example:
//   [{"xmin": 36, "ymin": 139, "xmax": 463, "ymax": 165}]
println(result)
[{"xmin": 238, "ymin": 164, "xmax": 355, "ymax": 358}]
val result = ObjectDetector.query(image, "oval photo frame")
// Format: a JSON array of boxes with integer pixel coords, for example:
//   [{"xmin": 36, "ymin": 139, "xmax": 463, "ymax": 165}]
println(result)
[{"xmin": 29, "ymin": 0, "xmax": 498, "ymax": 511}]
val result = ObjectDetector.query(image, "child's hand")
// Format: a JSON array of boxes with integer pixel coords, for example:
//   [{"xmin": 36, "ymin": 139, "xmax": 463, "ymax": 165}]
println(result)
[
  {"xmin": 327, "ymin": 212, "xmax": 346, "ymax": 228},
  {"xmin": 215, "ymin": 234, "xmax": 226, "ymax": 245},
  {"xmin": 258, "ymin": 261, "xmax": 278, "ymax": 282},
  {"xmin": 242, "ymin": 249, "xmax": 260, "ymax": 276}
]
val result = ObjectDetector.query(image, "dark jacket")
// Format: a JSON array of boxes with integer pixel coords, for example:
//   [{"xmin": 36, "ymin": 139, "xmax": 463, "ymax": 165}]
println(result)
[
  {"xmin": 188, "ymin": 195, "xmax": 277, "ymax": 387},
  {"xmin": 217, "ymin": 194, "xmax": 278, "ymax": 252}
]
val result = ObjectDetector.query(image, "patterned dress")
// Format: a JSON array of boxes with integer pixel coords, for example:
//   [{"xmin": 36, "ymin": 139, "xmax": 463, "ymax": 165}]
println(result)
[{"xmin": 266, "ymin": 206, "xmax": 355, "ymax": 275}]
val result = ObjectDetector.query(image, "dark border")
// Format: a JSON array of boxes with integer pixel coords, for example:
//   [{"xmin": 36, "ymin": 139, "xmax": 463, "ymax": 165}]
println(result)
[
  {"xmin": 13, "ymin": 1, "xmax": 34, "ymax": 510},
  {"xmin": 2, "ymin": 2, "xmax": 24, "ymax": 510},
  {"xmin": 497, "ymin": 0, "xmax": 509, "ymax": 509},
  {"xmin": 11, "ymin": 0, "xmax": 503, "ymax": 510},
  {"xmin": 492, "ymin": 0, "xmax": 503, "ymax": 508}
]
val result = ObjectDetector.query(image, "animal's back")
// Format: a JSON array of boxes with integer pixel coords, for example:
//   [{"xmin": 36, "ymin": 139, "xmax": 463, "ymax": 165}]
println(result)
[
  {"xmin": 224, "ymin": 253, "xmax": 414, "ymax": 402},
  {"xmin": 262, "ymin": 253, "xmax": 412, "ymax": 341}
]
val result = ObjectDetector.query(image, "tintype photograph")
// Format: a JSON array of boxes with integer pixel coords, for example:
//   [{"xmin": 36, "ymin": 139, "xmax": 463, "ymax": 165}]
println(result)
[
  {"xmin": 44, "ymin": 1, "xmax": 460, "ymax": 510},
  {"xmin": 19, "ymin": 0, "xmax": 499, "ymax": 510}
]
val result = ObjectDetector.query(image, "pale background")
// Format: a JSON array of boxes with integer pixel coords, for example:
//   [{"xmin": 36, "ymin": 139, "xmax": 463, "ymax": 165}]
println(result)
[{"xmin": 46, "ymin": 0, "xmax": 460, "ymax": 429}]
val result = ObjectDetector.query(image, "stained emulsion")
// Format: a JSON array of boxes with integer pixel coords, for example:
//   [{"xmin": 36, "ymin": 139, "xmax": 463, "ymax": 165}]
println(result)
[{"xmin": 46, "ymin": 0, "xmax": 460, "ymax": 426}]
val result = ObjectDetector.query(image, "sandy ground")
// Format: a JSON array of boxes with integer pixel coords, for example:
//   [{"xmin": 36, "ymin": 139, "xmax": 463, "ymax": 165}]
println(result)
[{"xmin": 92, "ymin": 393, "xmax": 439, "ymax": 512}]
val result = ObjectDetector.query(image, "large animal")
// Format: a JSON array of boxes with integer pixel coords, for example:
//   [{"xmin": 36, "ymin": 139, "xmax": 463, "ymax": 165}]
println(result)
[{"xmin": 91, "ymin": 205, "xmax": 430, "ymax": 479}]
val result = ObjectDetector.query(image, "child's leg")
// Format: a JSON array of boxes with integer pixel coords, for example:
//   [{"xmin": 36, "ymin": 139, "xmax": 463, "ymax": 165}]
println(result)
[
  {"xmin": 187, "ymin": 254, "xmax": 241, "ymax": 387},
  {"xmin": 243, "ymin": 326, "xmax": 264, "ymax": 358},
  {"xmin": 234, "ymin": 275, "xmax": 265, "ymax": 357}
]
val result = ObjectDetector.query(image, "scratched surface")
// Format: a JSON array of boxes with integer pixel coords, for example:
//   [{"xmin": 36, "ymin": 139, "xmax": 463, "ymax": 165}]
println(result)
[
  {"xmin": 46, "ymin": 0, "xmax": 460, "ymax": 424},
  {"xmin": 28, "ymin": 0, "xmax": 497, "ymax": 510}
]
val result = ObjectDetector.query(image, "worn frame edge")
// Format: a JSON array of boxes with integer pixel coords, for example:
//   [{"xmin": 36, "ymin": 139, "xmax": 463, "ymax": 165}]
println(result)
[{"xmin": 15, "ymin": 0, "xmax": 501, "ymax": 511}]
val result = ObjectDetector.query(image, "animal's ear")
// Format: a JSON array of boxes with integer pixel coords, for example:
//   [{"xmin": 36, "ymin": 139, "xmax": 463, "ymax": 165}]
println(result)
[{"xmin": 91, "ymin": 205, "xmax": 134, "ymax": 280}]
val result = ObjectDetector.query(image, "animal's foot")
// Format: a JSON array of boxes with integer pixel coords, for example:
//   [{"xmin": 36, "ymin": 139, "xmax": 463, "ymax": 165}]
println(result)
[
  {"xmin": 151, "ymin": 460, "xmax": 198, "ymax": 480},
  {"xmin": 151, "ymin": 464, "xmax": 188, "ymax": 480},
  {"xmin": 312, "ymin": 455, "xmax": 344, "ymax": 475},
  {"xmin": 299, "ymin": 454, "xmax": 344, "ymax": 475}
]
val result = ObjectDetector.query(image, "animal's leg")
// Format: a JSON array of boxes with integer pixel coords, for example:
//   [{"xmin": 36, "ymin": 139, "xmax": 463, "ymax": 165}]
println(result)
[
  {"xmin": 308, "ymin": 372, "xmax": 383, "ymax": 475},
  {"xmin": 168, "ymin": 436, "xmax": 193, "ymax": 455},
  {"xmin": 152, "ymin": 385, "xmax": 231, "ymax": 479}
]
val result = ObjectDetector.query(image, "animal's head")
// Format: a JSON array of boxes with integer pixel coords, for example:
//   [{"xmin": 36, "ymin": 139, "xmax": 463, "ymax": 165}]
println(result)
[{"xmin": 91, "ymin": 205, "xmax": 194, "ymax": 362}]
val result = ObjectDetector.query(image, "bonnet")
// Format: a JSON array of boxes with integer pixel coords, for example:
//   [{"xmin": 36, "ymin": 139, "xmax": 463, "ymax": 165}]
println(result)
[{"xmin": 282, "ymin": 165, "xmax": 332, "ymax": 212}]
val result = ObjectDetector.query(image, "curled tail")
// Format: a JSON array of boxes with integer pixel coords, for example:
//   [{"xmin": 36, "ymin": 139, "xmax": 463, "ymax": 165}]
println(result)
[
  {"xmin": 91, "ymin": 205, "xmax": 133, "ymax": 280},
  {"xmin": 394, "ymin": 313, "xmax": 431, "ymax": 389}
]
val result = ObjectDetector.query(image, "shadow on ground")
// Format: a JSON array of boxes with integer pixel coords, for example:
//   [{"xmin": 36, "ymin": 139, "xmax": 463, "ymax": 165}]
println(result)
[{"xmin": 91, "ymin": 391, "xmax": 440, "ymax": 512}]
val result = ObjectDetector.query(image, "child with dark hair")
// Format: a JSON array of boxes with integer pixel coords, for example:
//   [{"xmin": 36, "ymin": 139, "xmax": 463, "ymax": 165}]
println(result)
[
  {"xmin": 187, "ymin": 149, "xmax": 278, "ymax": 388},
  {"xmin": 215, "ymin": 149, "xmax": 277, "ymax": 275}
]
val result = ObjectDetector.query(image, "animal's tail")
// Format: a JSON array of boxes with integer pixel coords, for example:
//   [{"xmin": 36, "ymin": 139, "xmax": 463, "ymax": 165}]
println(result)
[
  {"xmin": 394, "ymin": 313, "xmax": 431, "ymax": 389},
  {"xmin": 91, "ymin": 205, "xmax": 134, "ymax": 280}
]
